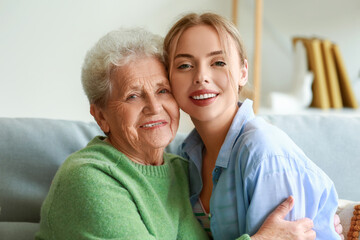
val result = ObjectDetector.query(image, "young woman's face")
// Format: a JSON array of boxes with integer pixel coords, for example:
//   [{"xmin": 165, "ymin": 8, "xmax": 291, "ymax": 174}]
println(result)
[{"xmin": 169, "ymin": 24, "xmax": 247, "ymax": 123}]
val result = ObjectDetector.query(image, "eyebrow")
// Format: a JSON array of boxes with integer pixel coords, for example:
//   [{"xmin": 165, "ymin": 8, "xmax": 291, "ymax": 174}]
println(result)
[
  {"xmin": 174, "ymin": 50, "xmax": 223, "ymax": 59},
  {"xmin": 121, "ymin": 79, "xmax": 169, "ymax": 93}
]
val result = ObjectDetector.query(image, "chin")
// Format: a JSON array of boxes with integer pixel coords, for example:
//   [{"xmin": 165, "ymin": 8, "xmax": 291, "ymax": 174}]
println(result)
[
  {"xmin": 188, "ymin": 110, "xmax": 217, "ymax": 122},
  {"xmin": 147, "ymin": 143, "xmax": 169, "ymax": 151},
  {"xmin": 139, "ymin": 125, "xmax": 177, "ymax": 150},
  {"xmin": 144, "ymin": 136, "xmax": 173, "ymax": 150}
]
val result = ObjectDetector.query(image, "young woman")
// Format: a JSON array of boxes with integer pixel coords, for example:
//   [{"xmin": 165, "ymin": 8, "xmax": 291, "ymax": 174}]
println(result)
[{"xmin": 164, "ymin": 12, "xmax": 342, "ymax": 240}]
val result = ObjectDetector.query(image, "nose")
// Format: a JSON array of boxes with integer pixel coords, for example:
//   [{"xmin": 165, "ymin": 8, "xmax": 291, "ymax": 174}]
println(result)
[
  {"xmin": 193, "ymin": 66, "xmax": 210, "ymax": 85},
  {"xmin": 143, "ymin": 94, "xmax": 162, "ymax": 115}
]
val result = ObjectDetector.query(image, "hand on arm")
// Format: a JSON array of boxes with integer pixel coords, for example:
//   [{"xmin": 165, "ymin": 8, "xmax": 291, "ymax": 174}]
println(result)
[
  {"xmin": 251, "ymin": 196, "xmax": 316, "ymax": 240},
  {"xmin": 334, "ymin": 213, "xmax": 344, "ymax": 240},
  {"xmin": 243, "ymin": 155, "xmax": 341, "ymax": 239}
]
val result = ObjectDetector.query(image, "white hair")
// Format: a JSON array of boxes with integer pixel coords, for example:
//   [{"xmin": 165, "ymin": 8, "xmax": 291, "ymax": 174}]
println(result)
[{"xmin": 81, "ymin": 27, "xmax": 164, "ymax": 107}]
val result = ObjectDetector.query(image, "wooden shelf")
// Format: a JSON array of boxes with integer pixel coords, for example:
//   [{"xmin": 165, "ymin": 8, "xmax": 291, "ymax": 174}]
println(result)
[{"xmin": 232, "ymin": 0, "xmax": 263, "ymax": 114}]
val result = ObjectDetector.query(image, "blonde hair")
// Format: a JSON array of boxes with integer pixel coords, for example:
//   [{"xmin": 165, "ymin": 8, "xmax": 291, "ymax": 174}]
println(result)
[
  {"xmin": 81, "ymin": 27, "xmax": 164, "ymax": 107},
  {"xmin": 163, "ymin": 12, "xmax": 247, "ymax": 97}
]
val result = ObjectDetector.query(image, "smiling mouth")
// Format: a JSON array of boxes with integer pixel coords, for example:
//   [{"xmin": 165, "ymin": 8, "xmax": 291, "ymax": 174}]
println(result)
[
  {"xmin": 191, "ymin": 93, "xmax": 218, "ymax": 100},
  {"xmin": 140, "ymin": 122, "xmax": 165, "ymax": 128}
]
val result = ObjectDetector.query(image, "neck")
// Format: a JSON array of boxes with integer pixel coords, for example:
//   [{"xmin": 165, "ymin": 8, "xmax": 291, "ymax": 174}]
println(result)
[
  {"xmin": 104, "ymin": 137, "xmax": 164, "ymax": 166},
  {"xmin": 192, "ymin": 104, "xmax": 238, "ymax": 159}
]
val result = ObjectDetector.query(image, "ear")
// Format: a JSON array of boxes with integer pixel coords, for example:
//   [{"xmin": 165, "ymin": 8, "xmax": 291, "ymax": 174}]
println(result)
[
  {"xmin": 238, "ymin": 59, "xmax": 248, "ymax": 87},
  {"xmin": 90, "ymin": 104, "xmax": 110, "ymax": 133}
]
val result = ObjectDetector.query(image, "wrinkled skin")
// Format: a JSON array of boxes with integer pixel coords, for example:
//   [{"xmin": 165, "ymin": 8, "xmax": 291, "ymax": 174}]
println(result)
[
  {"xmin": 252, "ymin": 196, "xmax": 316, "ymax": 240},
  {"xmin": 91, "ymin": 56, "xmax": 179, "ymax": 165},
  {"xmin": 251, "ymin": 196, "xmax": 344, "ymax": 240}
]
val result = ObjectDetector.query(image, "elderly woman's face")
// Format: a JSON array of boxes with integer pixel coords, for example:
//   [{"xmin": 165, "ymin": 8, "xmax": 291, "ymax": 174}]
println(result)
[{"xmin": 96, "ymin": 57, "xmax": 179, "ymax": 154}]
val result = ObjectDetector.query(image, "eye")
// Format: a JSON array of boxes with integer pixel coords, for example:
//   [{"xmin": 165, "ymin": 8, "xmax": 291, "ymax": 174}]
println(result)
[
  {"xmin": 159, "ymin": 88, "xmax": 170, "ymax": 94},
  {"xmin": 213, "ymin": 61, "xmax": 226, "ymax": 67},
  {"xmin": 177, "ymin": 63, "xmax": 192, "ymax": 70},
  {"xmin": 126, "ymin": 94, "xmax": 137, "ymax": 101}
]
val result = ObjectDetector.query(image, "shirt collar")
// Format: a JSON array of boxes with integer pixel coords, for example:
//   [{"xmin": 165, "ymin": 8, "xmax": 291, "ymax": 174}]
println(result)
[
  {"xmin": 182, "ymin": 128, "xmax": 204, "ymax": 171},
  {"xmin": 182, "ymin": 99, "xmax": 255, "ymax": 169},
  {"xmin": 216, "ymin": 99, "xmax": 255, "ymax": 168}
]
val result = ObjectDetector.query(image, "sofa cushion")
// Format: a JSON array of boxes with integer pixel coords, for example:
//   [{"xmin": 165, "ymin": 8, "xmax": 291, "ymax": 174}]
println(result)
[
  {"xmin": 0, "ymin": 118, "xmax": 103, "ymax": 222},
  {"xmin": 0, "ymin": 222, "xmax": 39, "ymax": 240}
]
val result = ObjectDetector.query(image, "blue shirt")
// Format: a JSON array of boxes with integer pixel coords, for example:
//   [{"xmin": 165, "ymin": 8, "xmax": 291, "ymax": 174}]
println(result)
[{"xmin": 178, "ymin": 99, "xmax": 340, "ymax": 240}]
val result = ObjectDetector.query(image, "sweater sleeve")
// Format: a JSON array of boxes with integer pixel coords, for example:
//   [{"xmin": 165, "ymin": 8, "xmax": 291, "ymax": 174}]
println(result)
[
  {"xmin": 44, "ymin": 164, "xmax": 157, "ymax": 240},
  {"xmin": 236, "ymin": 234, "xmax": 251, "ymax": 240}
]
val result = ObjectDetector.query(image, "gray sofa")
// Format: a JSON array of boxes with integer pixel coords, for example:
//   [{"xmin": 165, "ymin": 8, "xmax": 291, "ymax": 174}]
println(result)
[{"xmin": 0, "ymin": 115, "xmax": 359, "ymax": 240}]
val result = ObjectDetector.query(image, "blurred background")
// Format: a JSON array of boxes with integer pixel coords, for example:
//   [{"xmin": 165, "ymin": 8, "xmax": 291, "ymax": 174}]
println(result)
[{"xmin": 1, "ymin": 0, "xmax": 359, "ymax": 132}]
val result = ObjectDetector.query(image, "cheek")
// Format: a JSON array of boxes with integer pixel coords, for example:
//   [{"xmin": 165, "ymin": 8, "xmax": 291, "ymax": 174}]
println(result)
[
  {"xmin": 115, "ymin": 106, "xmax": 139, "ymax": 137},
  {"xmin": 170, "ymin": 75, "xmax": 187, "ymax": 101},
  {"xmin": 218, "ymin": 71, "xmax": 234, "ymax": 92},
  {"xmin": 123, "ymin": 126, "xmax": 139, "ymax": 145},
  {"xmin": 167, "ymin": 99, "xmax": 180, "ymax": 131},
  {"xmin": 170, "ymin": 73, "xmax": 179, "ymax": 86}
]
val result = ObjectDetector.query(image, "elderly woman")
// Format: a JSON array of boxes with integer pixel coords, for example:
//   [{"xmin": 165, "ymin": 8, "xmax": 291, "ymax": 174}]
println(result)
[
  {"xmin": 35, "ymin": 27, "xmax": 315, "ymax": 240},
  {"xmin": 35, "ymin": 28, "xmax": 207, "ymax": 240}
]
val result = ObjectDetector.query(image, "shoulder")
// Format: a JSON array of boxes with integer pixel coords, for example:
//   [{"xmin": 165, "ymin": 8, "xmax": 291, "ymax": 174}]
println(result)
[
  {"xmin": 164, "ymin": 152, "xmax": 189, "ymax": 172},
  {"xmin": 243, "ymin": 117, "xmax": 291, "ymax": 145},
  {"xmin": 239, "ymin": 119, "xmax": 333, "ymax": 185},
  {"xmin": 54, "ymin": 137, "xmax": 133, "ymax": 189},
  {"xmin": 234, "ymin": 117, "xmax": 317, "ymax": 176},
  {"xmin": 42, "ymin": 145, "xmax": 125, "ymax": 214},
  {"xmin": 238, "ymin": 116, "xmax": 305, "ymax": 159},
  {"xmin": 55, "ymin": 155, "xmax": 113, "ymax": 194}
]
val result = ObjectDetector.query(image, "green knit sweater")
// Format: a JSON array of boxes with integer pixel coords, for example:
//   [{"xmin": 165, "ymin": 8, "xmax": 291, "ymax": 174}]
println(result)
[{"xmin": 35, "ymin": 136, "xmax": 209, "ymax": 240}]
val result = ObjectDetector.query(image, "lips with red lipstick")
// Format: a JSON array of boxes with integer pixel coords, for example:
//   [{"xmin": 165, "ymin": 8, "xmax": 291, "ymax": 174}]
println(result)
[
  {"xmin": 189, "ymin": 90, "xmax": 218, "ymax": 106},
  {"xmin": 140, "ymin": 120, "xmax": 167, "ymax": 129}
]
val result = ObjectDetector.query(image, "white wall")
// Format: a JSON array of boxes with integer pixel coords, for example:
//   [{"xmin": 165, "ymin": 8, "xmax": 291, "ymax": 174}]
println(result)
[
  {"xmin": 237, "ymin": 0, "xmax": 360, "ymax": 107},
  {"xmin": 0, "ymin": 0, "xmax": 231, "ymax": 133},
  {"xmin": 1, "ymin": 0, "xmax": 360, "ymax": 133}
]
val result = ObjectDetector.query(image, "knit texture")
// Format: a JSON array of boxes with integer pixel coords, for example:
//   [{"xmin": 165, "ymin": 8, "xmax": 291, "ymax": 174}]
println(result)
[
  {"xmin": 35, "ymin": 136, "xmax": 208, "ymax": 240},
  {"xmin": 236, "ymin": 234, "xmax": 251, "ymax": 240}
]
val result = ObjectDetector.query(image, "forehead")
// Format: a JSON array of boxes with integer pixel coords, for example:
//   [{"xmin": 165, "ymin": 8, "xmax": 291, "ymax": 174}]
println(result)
[
  {"xmin": 175, "ymin": 25, "xmax": 222, "ymax": 52},
  {"xmin": 112, "ymin": 57, "xmax": 169, "ymax": 90},
  {"xmin": 174, "ymin": 24, "xmax": 241, "ymax": 65}
]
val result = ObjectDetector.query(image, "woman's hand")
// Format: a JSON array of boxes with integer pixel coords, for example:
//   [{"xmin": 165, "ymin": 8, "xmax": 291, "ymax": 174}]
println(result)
[
  {"xmin": 334, "ymin": 213, "xmax": 344, "ymax": 240},
  {"xmin": 251, "ymin": 196, "xmax": 316, "ymax": 240}
]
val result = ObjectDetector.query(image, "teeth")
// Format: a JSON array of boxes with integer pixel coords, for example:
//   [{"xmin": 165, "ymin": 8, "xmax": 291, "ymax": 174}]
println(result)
[
  {"xmin": 192, "ymin": 93, "xmax": 217, "ymax": 100},
  {"xmin": 142, "ymin": 122, "xmax": 163, "ymax": 128}
]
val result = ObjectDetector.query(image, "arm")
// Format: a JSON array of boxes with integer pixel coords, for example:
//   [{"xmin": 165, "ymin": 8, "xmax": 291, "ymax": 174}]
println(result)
[
  {"xmin": 233, "ymin": 197, "xmax": 315, "ymax": 240},
  {"xmin": 47, "ymin": 165, "xmax": 156, "ymax": 240},
  {"xmin": 243, "ymin": 155, "xmax": 340, "ymax": 239},
  {"xmin": 250, "ymin": 196, "xmax": 315, "ymax": 240},
  {"xmin": 248, "ymin": 199, "xmax": 344, "ymax": 240},
  {"xmin": 237, "ymin": 190, "xmax": 343, "ymax": 240}
]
